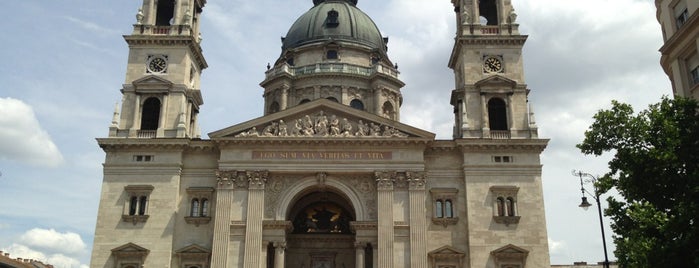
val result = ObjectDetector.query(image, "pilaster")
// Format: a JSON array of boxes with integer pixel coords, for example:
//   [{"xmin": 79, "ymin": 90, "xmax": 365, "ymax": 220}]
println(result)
[
  {"xmin": 243, "ymin": 170, "xmax": 269, "ymax": 268},
  {"xmin": 210, "ymin": 170, "xmax": 238, "ymax": 268},
  {"xmin": 408, "ymin": 172, "xmax": 428, "ymax": 268},
  {"xmin": 374, "ymin": 171, "xmax": 394, "ymax": 268}
]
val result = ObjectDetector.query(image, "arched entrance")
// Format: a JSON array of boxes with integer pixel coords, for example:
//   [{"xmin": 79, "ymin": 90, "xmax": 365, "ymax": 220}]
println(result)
[{"xmin": 284, "ymin": 190, "xmax": 356, "ymax": 268}]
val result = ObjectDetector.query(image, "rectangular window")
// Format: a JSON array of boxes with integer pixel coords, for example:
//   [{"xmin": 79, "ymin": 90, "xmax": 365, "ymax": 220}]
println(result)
[
  {"xmin": 674, "ymin": 1, "xmax": 689, "ymax": 29},
  {"xmin": 687, "ymin": 52, "xmax": 699, "ymax": 87},
  {"xmin": 122, "ymin": 185, "xmax": 154, "ymax": 224},
  {"xmin": 133, "ymin": 155, "xmax": 154, "ymax": 162}
]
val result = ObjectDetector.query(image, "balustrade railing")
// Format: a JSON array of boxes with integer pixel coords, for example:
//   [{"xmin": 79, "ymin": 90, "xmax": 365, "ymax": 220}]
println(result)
[
  {"xmin": 137, "ymin": 130, "xmax": 157, "ymax": 138},
  {"xmin": 480, "ymin": 26, "xmax": 500, "ymax": 35},
  {"xmin": 265, "ymin": 63, "xmax": 399, "ymax": 80},
  {"xmin": 491, "ymin": 130, "xmax": 510, "ymax": 139}
]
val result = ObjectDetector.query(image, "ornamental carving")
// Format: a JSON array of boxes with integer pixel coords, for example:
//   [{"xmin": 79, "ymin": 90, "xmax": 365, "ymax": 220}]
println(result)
[
  {"xmin": 217, "ymin": 170, "xmax": 269, "ymax": 190},
  {"xmin": 407, "ymin": 171, "xmax": 427, "ymax": 190},
  {"xmin": 234, "ymin": 110, "xmax": 408, "ymax": 138},
  {"xmin": 374, "ymin": 171, "xmax": 394, "ymax": 190},
  {"xmin": 264, "ymin": 176, "xmax": 296, "ymax": 218},
  {"xmin": 347, "ymin": 175, "xmax": 377, "ymax": 220},
  {"xmin": 247, "ymin": 170, "xmax": 269, "ymax": 190}
]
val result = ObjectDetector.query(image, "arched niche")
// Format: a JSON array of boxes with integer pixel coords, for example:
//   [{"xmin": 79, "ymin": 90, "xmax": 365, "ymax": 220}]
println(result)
[{"xmin": 275, "ymin": 176, "xmax": 366, "ymax": 221}]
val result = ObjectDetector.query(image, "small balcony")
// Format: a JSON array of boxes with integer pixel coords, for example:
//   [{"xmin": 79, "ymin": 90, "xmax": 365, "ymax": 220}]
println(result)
[
  {"xmin": 491, "ymin": 130, "xmax": 511, "ymax": 139},
  {"xmin": 132, "ymin": 24, "xmax": 195, "ymax": 37},
  {"xmin": 137, "ymin": 130, "xmax": 157, "ymax": 139}
]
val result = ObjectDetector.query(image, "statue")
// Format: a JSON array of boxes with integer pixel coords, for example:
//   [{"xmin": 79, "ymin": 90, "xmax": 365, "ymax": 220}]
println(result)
[
  {"xmin": 278, "ymin": 120, "xmax": 288, "ymax": 136},
  {"xmin": 341, "ymin": 118, "xmax": 352, "ymax": 136},
  {"xmin": 136, "ymin": 8, "xmax": 144, "ymax": 25},
  {"xmin": 329, "ymin": 115, "xmax": 340, "ymax": 136}
]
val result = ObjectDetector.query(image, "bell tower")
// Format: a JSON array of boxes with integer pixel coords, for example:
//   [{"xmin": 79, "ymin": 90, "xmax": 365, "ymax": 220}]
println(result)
[
  {"xmin": 449, "ymin": 0, "xmax": 538, "ymax": 139},
  {"xmin": 109, "ymin": 0, "xmax": 208, "ymax": 139}
]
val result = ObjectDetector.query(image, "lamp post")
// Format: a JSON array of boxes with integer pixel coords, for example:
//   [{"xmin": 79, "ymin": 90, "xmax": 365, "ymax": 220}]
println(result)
[{"xmin": 572, "ymin": 170, "xmax": 610, "ymax": 268}]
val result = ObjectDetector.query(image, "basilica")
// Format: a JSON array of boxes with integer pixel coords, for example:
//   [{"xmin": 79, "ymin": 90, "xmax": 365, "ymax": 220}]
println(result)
[{"xmin": 90, "ymin": 0, "xmax": 551, "ymax": 267}]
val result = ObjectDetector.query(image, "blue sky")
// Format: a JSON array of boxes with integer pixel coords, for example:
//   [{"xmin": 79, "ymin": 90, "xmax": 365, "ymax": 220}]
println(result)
[{"xmin": 0, "ymin": 0, "xmax": 670, "ymax": 267}]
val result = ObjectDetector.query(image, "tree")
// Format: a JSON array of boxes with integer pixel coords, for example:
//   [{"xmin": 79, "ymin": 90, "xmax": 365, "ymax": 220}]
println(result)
[{"xmin": 577, "ymin": 97, "xmax": 699, "ymax": 268}]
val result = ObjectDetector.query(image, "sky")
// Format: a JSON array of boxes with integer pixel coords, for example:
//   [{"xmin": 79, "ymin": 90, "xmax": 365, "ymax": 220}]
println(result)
[{"xmin": 0, "ymin": 0, "xmax": 670, "ymax": 267}]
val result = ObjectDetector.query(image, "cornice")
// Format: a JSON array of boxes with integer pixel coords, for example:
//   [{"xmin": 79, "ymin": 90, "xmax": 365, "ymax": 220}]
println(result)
[
  {"xmin": 123, "ymin": 35, "xmax": 208, "ymax": 71},
  {"xmin": 97, "ymin": 138, "xmax": 217, "ymax": 152},
  {"xmin": 213, "ymin": 137, "xmax": 433, "ymax": 147},
  {"xmin": 455, "ymin": 138, "xmax": 548, "ymax": 152}
]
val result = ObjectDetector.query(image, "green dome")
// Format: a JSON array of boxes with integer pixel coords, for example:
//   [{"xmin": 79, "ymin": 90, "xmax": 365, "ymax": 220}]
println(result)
[{"xmin": 282, "ymin": 0, "xmax": 386, "ymax": 51}]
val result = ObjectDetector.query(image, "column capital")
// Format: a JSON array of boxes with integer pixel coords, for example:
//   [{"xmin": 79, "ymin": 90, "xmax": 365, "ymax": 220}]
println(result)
[
  {"xmin": 354, "ymin": 241, "xmax": 368, "ymax": 249},
  {"xmin": 408, "ymin": 171, "xmax": 427, "ymax": 190},
  {"xmin": 273, "ymin": 241, "xmax": 287, "ymax": 249},
  {"xmin": 374, "ymin": 171, "xmax": 394, "ymax": 190},
  {"xmin": 248, "ymin": 170, "xmax": 269, "ymax": 190}
]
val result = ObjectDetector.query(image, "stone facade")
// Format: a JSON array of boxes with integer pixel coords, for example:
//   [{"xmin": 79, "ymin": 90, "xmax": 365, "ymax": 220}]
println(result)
[
  {"xmin": 90, "ymin": 0, "xmax": 551, "ymax": 268},
  {"xmin": 655, "ymin": 0, "xmax": 699, "ymax": 99}
]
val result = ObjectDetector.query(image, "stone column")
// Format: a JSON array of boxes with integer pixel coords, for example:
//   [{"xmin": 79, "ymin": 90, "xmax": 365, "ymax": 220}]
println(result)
[
  {"xmin": 243, "ymin": 171, "xmax": 268, "ymax": 268},
  {"xmin": 210, "ymin": 170, "xmax": 236, "ymax": 268},
  {"xmin": 481, "ymin": 94, "xmax": 490, "ymax": 137},
  {"xmin": 408, "ymin": 172, "xmax": 428, "ymax": 268},
  {"xmin": 375, "ymin": 171, "xmax": 394, "ymax": 268},
  {"xmin": 281, "ymin": 86, "xmax": 289, "ymax": 111},
  {"xmin": 373, "ymin": 86, "xmax": 382, "ymax": 115},
  {"xmin": 354, "ymin": 242, "xmax": 366, "ymax": 268},
  {"xmin": 274, "ymin": 241, "xmax": 286, "ymax": 268},
  {"xmin": 507, "ymin": 93, "xmax": 516, "ymax": 134}
]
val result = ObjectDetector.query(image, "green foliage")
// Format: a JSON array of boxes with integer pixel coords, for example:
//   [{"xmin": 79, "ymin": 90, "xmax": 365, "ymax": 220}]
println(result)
[{"xmin": 577, "ymin": 97, "xmax": 699, "ymax": 268}]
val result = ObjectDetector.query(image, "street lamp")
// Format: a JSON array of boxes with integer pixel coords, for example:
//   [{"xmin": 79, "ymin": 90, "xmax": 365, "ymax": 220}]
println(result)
[{"xmin": 572, "ymin": 170, "xmax": 610, "ymax": 268}]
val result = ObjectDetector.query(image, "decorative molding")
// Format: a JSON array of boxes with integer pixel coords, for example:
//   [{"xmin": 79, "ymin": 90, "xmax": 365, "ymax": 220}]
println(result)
[
  {"xmin": 493, "ymin": 216, "xmax": 521, "ymax": 226},
  {"xmin": 122, "ymin": 215, "xmax": 149, "ymax": 224},
  {"xmin": 432, "ymin": 217, "xmax": 459, "ymax": 227},
  {"xmin": 263, "ymin": 220, "xmax": 293, "ymax": 232},
  {"xmin": 350, "ymin": 221, "xmax": 378, "ymax": 231},
  {"xmin": 184, "ymin": 216, "xmax": 211, "ymax": 226},
  {"xmin": 234, "ymin": 110, "xmax": 409, "ymax": 138},
  {"xmin": 407, "ymin": 171, "xmax": 426, "ymax": 190},
  {"xmin": 374, "ymin": 171, "xmax": 394, "ymax": 190},
  {"xmin": 491, "ymin": 244, "xmax": 529, "ymax": 267}
]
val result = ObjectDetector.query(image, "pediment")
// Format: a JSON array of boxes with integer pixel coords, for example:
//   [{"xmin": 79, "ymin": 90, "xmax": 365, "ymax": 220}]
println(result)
[
  {"xmin": 111, "ymin": 242, "xmax": 149, "ymax": 258},
  {"xmin": 428, "ymin": 245, "xmax": 466, "ymax": 258},
  {"xmin": 132, "ymin": 75, "xmax": 174, "ymax": 92},
  {"xmin": 491, "ymin": 244, "xmax": 529, "ymax": 263},
  {"xmin": 474, "ymin": 75, "xmax": 517, "ymax": 89},
  {"xmin": 175, "ymin": 244, "xmax": 211, "ymax": 254},
  {"xmin": 208, "ymin": 99, "xmax": 435, "ymax": 140}
]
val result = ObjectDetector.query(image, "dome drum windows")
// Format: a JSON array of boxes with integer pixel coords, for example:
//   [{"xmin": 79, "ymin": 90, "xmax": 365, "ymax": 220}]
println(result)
[
  {"xmin": 431, "ymin": 188, "xmax": 459, "ymax": 227},
  {"xmin": 326, "ymin": 10, "xmax": 340, "ymax": 28},
  {"xmin": 490, "ymin": 186, "xmax": 520, "ymax": 225},
  {"xmin": 185, "ymin": 187, "xmax": 214, "ymax": 226},
  {"xmin": 122, "ymin": 185, "xmax": 154, "ymax": 224}
]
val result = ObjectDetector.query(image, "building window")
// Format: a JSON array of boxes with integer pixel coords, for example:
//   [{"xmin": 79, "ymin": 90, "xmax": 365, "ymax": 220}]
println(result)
[
  {"xmin": 687, "ymin": 52, "xmax": 699, "ymax": 87},
  {"xmin": 428, "ymin": 246, "xmax": 465, "ymax": 268},
  {"xmin": 490, "ymin": 186, "xmax": 520, "ymax": 225},
  {"xmin": 479, "ymin": 0, "xmax": 498, "ymax": 25},
  {"xmin": 269, "ymin": 101, "xmax": 280, "ymax": 114},
  {"xmin": 493, "ymin": 156, "xmax": 512, "ymax": 163},
  {"xmin": 430, "ymin": 188, "xmax": 459, "ymax": 227},
  {"xmin": 112, "ymin": 243, "xmax": 149, "ymax": 268},
  {"xmin": 122, "ymin": 185, "xmax": 154, "ymax": 224},
  {"xmin": 326, "ymin": 10, "xmax": 339, "ymax": 28},
  {"xmin": 185, "ymin": 187, "xmax": 214, "ymax": 226},
  {"xmin": 350, "ymin": 99, "xmax": 364, "ymax": 110},
  {"xmin": 326, "ymin": 50, "xmax": 339, "ymax": 60},
  {"xmin": 175, "ymin": 244, "xmax": 211, "ymax": 268},
  {"xmin": 141, "ymin": 97, "xmax": 161, "ymax": 131},
  {"xmin": 488, "ymin": 98, "xmax": 508, "ymax": 131},
  {"xmin": 155, "ymin": 0, "xmax": 175, "ymax": 26},
  {"xmin": 675, "ymin": 7, "xmax": 689, "ymax": 29},
  {"xmin": 133, "ymin": 155, "xmax": 154, "ymax": 162}
]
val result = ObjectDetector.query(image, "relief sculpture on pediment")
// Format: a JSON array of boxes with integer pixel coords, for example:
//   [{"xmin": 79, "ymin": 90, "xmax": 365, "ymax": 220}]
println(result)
[{"xmin": 234, "ymin": 110, "xmax": 409, "ymax": 138}]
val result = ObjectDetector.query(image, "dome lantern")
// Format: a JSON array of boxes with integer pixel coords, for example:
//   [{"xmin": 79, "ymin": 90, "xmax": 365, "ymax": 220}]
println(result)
[{"xmin": 313, "ymin": 0, "xmax": 357, "ymax": 6}]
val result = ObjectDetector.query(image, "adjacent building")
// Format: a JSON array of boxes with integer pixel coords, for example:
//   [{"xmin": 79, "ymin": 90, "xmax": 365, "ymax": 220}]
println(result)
[
  {"xmin": 656, "ymin": 0, "xmax": 699, "ymax": 99},
  {"xmin": 90, "ymin": 0, "xmax": 551, "ymax": 267}
]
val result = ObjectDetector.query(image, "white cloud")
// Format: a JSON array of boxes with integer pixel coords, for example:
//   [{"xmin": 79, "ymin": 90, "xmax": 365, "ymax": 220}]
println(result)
[
  {"xmin": 0, "ymin": 98, "xmax": 63, "ymax": 167},
  {"xmin": 548, "ymin": 238, "xmax": 566, "ymax": 254},
  {"xmin": 19, "ymin": 228, "xmax": 86, "ymax": 255},
  {"xmin": 1, "ymin": 243, "xmax": 87, "ymax": 268}
]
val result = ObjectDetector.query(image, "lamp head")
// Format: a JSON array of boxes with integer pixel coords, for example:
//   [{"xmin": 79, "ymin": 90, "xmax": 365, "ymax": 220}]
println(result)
[{"xmin": 579, "ymin": 196, "xmax": 592, "ymax": 211}]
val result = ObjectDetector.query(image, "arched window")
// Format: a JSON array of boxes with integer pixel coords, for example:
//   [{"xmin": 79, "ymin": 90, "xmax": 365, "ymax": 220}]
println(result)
[
  {"xmin": 497, "ymin": 197, "xmax": 505, "ymax": 216},
  {"xmin": 479, "ymin": 0, "xmax": 498, "ymax": 25},
  {"xmin": 435, "ymin": 200, "xmax": 444, "ymax": 218},
  {"xmin": 326, "ymin": 10, "xmax": 339, "ymax": 28},
  {"xmin": 191, "ymin": 199, "xmax": 200, "ymax": 217},
  {"xmin": 488, "ymin": 98, "xmax": 508, "ymax": 131},
  {"xmin": 129, "ymin": 196, "xmax": 138, "ymax": 216},
  {"xmin": 326, "ymin": 97, "xmax": 339, "ymax": 102},
  {"xmin": 445, "ymin": 200, "xmax": 453, "ymax": 218},
  {"xmin": 350, "ymin": 99, "xmax": 364, "ymax": 110},
  {"xmin": 201, "ymin": 199, "xmax": 209, "ymax": 217},
  {"xmin": 155, "ymin": 0, "xmax": 175, "ymax": 26},
  {"xmin": 299, "ymin": 99, "xmax": 311, "ymax": 105},
  {"xmin": 506, "ymin": 197, "xmax": 516, "ymax": 216},
  {"xmin": 382, "ymin": 101, "xmax": 395, "ymax": 119},
  {"xmin": 141, "ymin": 98, "xmax": 161, "ymax": 131},
  {"xmin": 269, "ymin": 101, "xmax": 280, "ymax": 114}
]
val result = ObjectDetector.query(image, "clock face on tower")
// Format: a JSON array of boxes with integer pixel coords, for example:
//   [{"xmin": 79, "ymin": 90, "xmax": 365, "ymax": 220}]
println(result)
[
  {"xmin": 483, "ymin": 56, "xmax": 503, "ymax": 73},
  {"xmin": 147, "ymin": 55, "xmax": 168, "ymax": 73}
]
